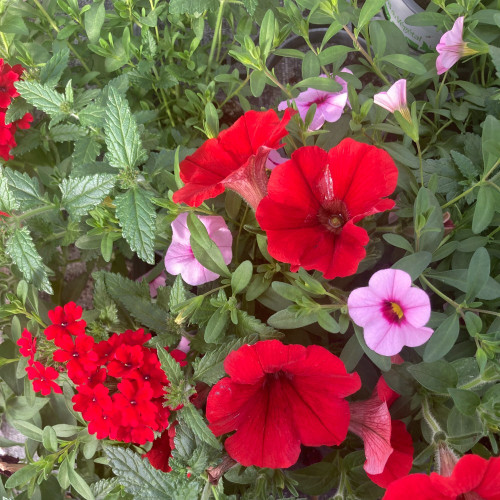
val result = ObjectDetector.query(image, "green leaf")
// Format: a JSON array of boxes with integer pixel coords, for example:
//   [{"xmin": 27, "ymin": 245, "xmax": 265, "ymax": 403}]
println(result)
[
  {"xmin": 79, "ymin": 103, "xmax": 106, "ymax": 128},
  {"xmin": 6, "ymin": 228, "xmax": 52, "ymax": 294},
  {"xmin": 250, "ymin": 70, "xmax": 267, "ymax": 97},
  {"xmin": 318, "ymin": 45, "xmax": 353, "ymax": 65},
  {"xmin": 4, "ymin": 98, "xmax": 32, "ymax": 124},
  {"xmin": 340, "ymin": 334, "xmax": 364, "ymax": 372},
  {"xmin": 11, "ymin": 420, "xmax": 43, "ymax": 441},
  {"xmin": 73, "ymin": 136, "xmax": 101, "ymax": 166},
  {"xmin": 85, "ymin": 1, "xmax": 105, "ymax": 44},
  {"xmin": 187, "ymin": 213, "xmax": 231, "ymax": 278},
  {"xmin": 423, "ymin": 313, "xmax": 460, "ymax": 362},
  {"xmin": 50, "ymin": 123, "xmax": 85, "ymax": 142},
  {"xmin": 391, "ymin": 251, "xmax": 431, "ymax": 280},
  {"xmin": 482, "ymin": 115, "xmax": 500, "ymax": 174},
  {"xmin": 42, "ymin": 426, "xmax": 58, "ymax": 452},
  {"xmin": 408, "ymin": 361, "xmax": 458, "ymax": 393},
  {"xmin": 204, "ymin": 307, "xmax": 230, "ymax": 344},
  {"xmin": 193, "ymin": 336, "xmax": 251, "ymax": 385},
  {"xmin": 169, "ymin": 275, "xmax": 187, "ymax": 310},
  {"xmin": 425, "ymin": 270, "xmax": 500, "ymax": 300},
  {"xmin": 115, "ymin": 188, "xmax": 156, "ymax": 264},
  {"xmin": 179, "ymin": 403, "xmax": 221, "ymax": 449},
  {"xmin": 15, "ymin": 81, "xmax": 65, "ymax": 116},
  {"xmin": 4, "ymin": 168, "xmax": 45, "ymax": 210},
  {"xmin": 466, "ymin": 248, "xmax": 490, "ymax": 302},
  {"xmin": 414, "ymin": 187, "xmax": 444, "ymax": 253},
  {"xmin": 294, "ymin": 76, "xmax": 342, "ymax": 92},
  {"xmin": 157, "ymin": 347, "xmax": 183, "ymax": 386},
  {"xmin": 267, "ymin": 308, "xmax": 319, "ymax": 329},
  {"xmin": 101, "ymin": 272, "xmax": 172, "ymax": 336},
  {"xmin": 67, "ymin": 465, "xmax": 95, "ymax": 500},
  {"xmin": 231, "ymin": 260, "xmax": 253, "ymax": 295},
  {"xmin": 380, "ymin": 54, "xmax": 427, "ymax": 74},
  {"xmin": 472, "ymin": 185, "xmax": 497, "ymax": 234},
  {"xmin": 383, "ymin": 233, "xmax": 414, "ymax": 253},
  {"xmin": 302, "ymin": 51, "xmax": 321, "ymax": 78},
  {"xmin": 287, "ymin": 459, "xmax": 340, "ymax": 496},
  {"xmin": 354, "ymin": 325, "xmax": 391, "ymax": 371},
  {"xmin": 451, "ymin": 150, "xmax": 479, "ymax": 179},
  {"xmin": 0, "ymin": 171, "xmax": 18, "ymax": 212},
  {"xmin": 259, "ymin": 9, "xmax": 275, "ymax": 59},
  {"xmin": 104, "ymin": 446, "xmax": 183, "ymax": 498},
  {"xmin": 448, "ymin": 388, "xmax": 480, "ymax": 416},
  {"xmin": 168, "ymin": 0, "xmax": 217, "ymax": 15},
  {"xmin": 60, "ymin": 174, "xmax": 115, "ymax": 219},
  {"xmin": 5, "ymin": 464, "xmax": 39, "ymax": 488},
  {"xmin": 357, "ymin": 0, "xmax": 386, "ymax": 30},
  {"xmin": 40, "ymin": 47, "xmax": 69, "ymax": 86},
  {"xmin": 104, "ymin": 86, "xmax": 147, "ymax": 170}
]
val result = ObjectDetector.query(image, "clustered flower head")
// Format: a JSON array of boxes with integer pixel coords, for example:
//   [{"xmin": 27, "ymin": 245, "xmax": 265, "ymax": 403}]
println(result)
[
  {"xmin": 0, "ymin": 59, "xmax": 33, "ymax": 161},
  {"xmin": 17, "ymin": 302, "xmax": 187, "ymax": 446}
]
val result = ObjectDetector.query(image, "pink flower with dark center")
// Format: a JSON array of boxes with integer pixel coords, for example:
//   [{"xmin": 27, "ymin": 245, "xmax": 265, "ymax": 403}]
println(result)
[
  {"xmin": 347, "ymin": 269, "xmax": 433, "ymax": 356},
  {"xmin": 165, "ymin": 212, "xmax": 232, "ymax": 286},
  {"xmin": 436, "ymin": 17, "xmax": 477, "ymax": 75},
  {"xmin": 278, "ymin": 70, "xmax": 352, "ymax": 131},
  {"xmin": 374, "ymin": 79, "xmax": 411, "ymax": 122}
]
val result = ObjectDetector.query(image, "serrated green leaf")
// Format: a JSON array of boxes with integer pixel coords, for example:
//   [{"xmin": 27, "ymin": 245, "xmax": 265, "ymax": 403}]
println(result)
[
  {"xmin": 6, "ymin": 227, "xmax": 52, "ymax": 294},
  {"xmin": 4, "ymin": 98, "xmax": 32, "ymax": 124},
  {"xmin": 105, "ymin": 446, "xmax": 190, "ymax": 499},
  {"xmin": 15, "ymin": 81, "xmax": 66, "ymax": 116},
  {"xmin": 180, "ymin": 403, "xmax": 221, "ymax": 449},
  {"xmin": 4, "ymin": 168, "xmax": 45, "ymax": 210},
  {"xmin": 0, "ymin": 171, "xmax": 19, "ymax": 212},
  {"xmin": 104, "ymin": 87, "xmax": 147, "ymax": 170},
  {"xmin": 157, "ymin": 346, "xmax": 183, "ymax": 385},
  {"xmin": 242, "ymin": 0, "xmax": 257, "ymax": 15},
  {"xmin": 451, "ymin": 150, "xmax": 479, "ymax": 179},
  {"xmin": 73, "ymin": 136, "xmax": 101, "ymax": 166},
  {"xmin": 170, "ymin": 275, "xmax": 187, "ymax": 310},
  {"xmin": 235, "ymin": 310, "xmax": 279, "ymax": 339},
  {"xmin": 115, "ymin": 188, "xmax": 156, "ymax": 264},
  {"xmin": 61, "ymin": 174, "xmax": 115, "ymax": 219},
  {"xmin": 79, "ymin": 103, "xmax": 106, "ymax": 128},
  {"xmin": 50, "ymin": 123, "xmax": 85, "ymax": 143},
  {"xmin": 40, "ymin": 47, "xmax": 69, "ymax": 86}
]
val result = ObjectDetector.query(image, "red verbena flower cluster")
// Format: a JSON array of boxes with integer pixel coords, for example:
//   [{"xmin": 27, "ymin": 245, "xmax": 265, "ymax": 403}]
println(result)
[{"xmin": 0, "ymin": 59, "xmax": 33, "ymax": 161}]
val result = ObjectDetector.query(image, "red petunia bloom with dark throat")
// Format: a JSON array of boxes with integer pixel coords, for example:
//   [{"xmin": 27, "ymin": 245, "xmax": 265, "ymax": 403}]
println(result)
[
  {"xmin": 206, "ymin": 340, "xmax": 361, "ymax": 469},
  {"xmin": 256, "ymin": 138, "xmax": 398, "ymax": 279}
]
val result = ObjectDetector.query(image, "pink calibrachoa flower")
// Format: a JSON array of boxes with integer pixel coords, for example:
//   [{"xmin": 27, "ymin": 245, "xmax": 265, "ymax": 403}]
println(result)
[
  {"xmin": 165, "ymin": 212, "xmax": 232, "ymax": 286},
  {"xmin": 374, "ymin": 79, "xmax": 411, "ymax": 122},
  {"xmin": 278, "ymin": 69, "xmax": 352, "ymax": 131},
  {"xmin": 265, "ymin": 149, "xmax": 287, "ymax": 170},
  {"xmin": 347, "ymin": 269, "xmax": 433, "ymax": 356},
  {"xmin": 436, "ymin": 17, "xmax": 477, "ymax": 75}
]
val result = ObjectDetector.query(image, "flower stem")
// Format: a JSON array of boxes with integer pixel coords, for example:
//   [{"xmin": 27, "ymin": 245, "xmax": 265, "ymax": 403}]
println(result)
[
  {"xmin": 11, "ymin": 204, "xmax": 57, "ymax": 223},
  {"xmin": 206, "ymin": 0, "xmax": 226, "ymax": 82},
  {"xmin": 416, "ymin": 140, "xmax": 424, "ymax": 187},
  {"xmin": 422, "ymin": 397, "xmax": 442, "ymax": 438},
  {"xmin": 420, "ymin": 275, "xmax": 464, "ymax": 319}
]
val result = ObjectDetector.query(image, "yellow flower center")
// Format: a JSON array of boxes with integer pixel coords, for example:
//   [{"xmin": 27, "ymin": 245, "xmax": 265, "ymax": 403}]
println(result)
[{"xmin": 390, "ymin": 302, "xmax": 404, "ymax": 320}]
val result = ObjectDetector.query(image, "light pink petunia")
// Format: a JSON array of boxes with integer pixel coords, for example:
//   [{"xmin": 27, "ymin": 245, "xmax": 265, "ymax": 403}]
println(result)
[
  {"xmin": 278, "ymin": 69, "xmax": 352, "ymax": 131},
  {"xmin": 347, "ymin": 269, "xmax": 433, "ymax": 356},
  {"xmin": 373, "ymin": 79, "xmax": 411, "ymax": 121},
  {"xmin": 436, "ymin": 17, "xmax": 476, "ymax": 75},
  {"xmin": 165, "ymin": 212, "xmax": 233, "ymax": 286}
]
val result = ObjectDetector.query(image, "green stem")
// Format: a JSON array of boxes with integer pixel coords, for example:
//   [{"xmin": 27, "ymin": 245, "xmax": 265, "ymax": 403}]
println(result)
[
  {"xmin": 219, "ymin": 75, "xmax": 250, "ymax": 108},
  {"xmin": 342, "ymin": 25, "xmax": 390, "ymax": 85},
  {"xmin": 416, "ymin": 140, "xmax": 424, "ymax": 187},
  {"xmin": 422, "ymin": 397, "xmax": 442, "ymax": 436},
  {"xmin": 262, "ymin": 67, "xmax": 294, "ymax": 99},
  {"xmin": 12, "ymin": 204, "xmax": 57, "ymax": 222},
  {"xmin": 206, "ymin": 0, "xmax": 226, "ymax": 82},
  {"xmin": 434, "ymin": 72, "xmax": 447, "ymax": 115},
  {"xmin": 420, "ymin": 275, "xmax": 463, "ymax": 317}
]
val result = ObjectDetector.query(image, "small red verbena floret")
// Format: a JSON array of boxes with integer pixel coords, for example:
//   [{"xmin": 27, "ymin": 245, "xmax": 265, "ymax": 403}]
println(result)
[
  {"xmin": 25, "ymin": 361, "xmax": 62, "ymax": 396},
  {"xmin": 17, "ymin": 328, "xmax": 36, "ymax": 362}
]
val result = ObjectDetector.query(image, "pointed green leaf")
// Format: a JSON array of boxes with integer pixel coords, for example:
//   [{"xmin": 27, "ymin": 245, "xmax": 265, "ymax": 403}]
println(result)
[
  {"xmin": 466, "ymin": 247, "xmax": 490, "ymax": 302},
  {"xmin": 73, "ymin": 136, "xmax": 101, "ymax": 166},
  {"xmin": 4, "ymin": 168, "xmax": 45, "ymax": 209},
  {"xmin": 40, "ymin": 47, "xmax": 70, "ymax": 87},
  {"xmin": 423, "ymin": 313, "xmax": 460, "ymax": 362},
  {"xmin": 15, "ymin": 81, "xmax": 66, "ymax": 116},
  {"xmin": 180, "ymin": 403, "xmax": 221, "ymax": 449},
  {"xmin": 157, "ymin": 346, "xmax": 183, "ymax": 386},
  {"xmin": 61, "ymin": 174, "xmax": 115, "ymax": 219},
  {"xmin": 115, "ymin": 188, "xmax": 156, "ymax": 264},
  {"xmin": 6, "ymin": 228, "xmax": 52, "ymax": 294},
  {"xmin": 408, "ymin": 361, "xmax": 458, "ymax": 392},
  {"xmin": 104, "ymin": 86, "xmax": 147, "ymax": 170}
]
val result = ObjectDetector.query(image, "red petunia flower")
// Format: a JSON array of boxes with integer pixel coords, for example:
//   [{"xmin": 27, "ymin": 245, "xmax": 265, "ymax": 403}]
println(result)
[
  {"xmin": 256, "ymin": 139, "xmax": 398, "ymax": 279},
  {"xmin": 143, "ymin": 421, "xmax": 177, "ymax": 473},
  {"xmin": 206, "ymin": 340, "xmax": 361, "ymax": 469},
  {"xmin": 383, "ymin": 453, "xmax": 500, "ymax": 499},
  {"xmin": 17, "ymin": 329, "xmax": 36, "ymax": 362},
  {"xmin": 172, "ymin": 109, "xmax": 295, "ymax": 210},
  {"xmin": 25, "ymin": 361, "xmax": 62, "ymax": 396},
  {"xmin": 45, "ymin": 302, "xmax": 87, "ymax": 345},
  {"xmin": 0, "ymin": 59, "xmax": 20, "ymax": 108}
]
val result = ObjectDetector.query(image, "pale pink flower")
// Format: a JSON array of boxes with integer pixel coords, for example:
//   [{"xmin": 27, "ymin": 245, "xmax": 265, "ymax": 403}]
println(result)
[
  {"xmin": 373, "ymin": 79, "xmax": 411, "ymax": 122},
  {"xmin": 436, "ymin": 17, "xmax": 476, "ymax": 75},
  {"xmin": 265, "ymin": 149, "xmax": 287, "ymax": 170},
  {"xmin": 278, "ymin": 69, "xmax": 352, "ymax": 131},
  {"xmin": 347, "ymin": 269, "xmax": 433, "ymax": 356},
  {"xmin": 165, "ymin": 212, "xmax": 233, "ymax": 286},
  {"xmin": 176, "ymin": 336, "xmax": 191, "ymax": 354}
]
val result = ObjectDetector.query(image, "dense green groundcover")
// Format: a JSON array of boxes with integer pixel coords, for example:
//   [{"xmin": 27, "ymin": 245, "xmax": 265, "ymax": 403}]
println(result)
[{"xmin": 0, "ymin": 0, "xmax": 499, "ymax": 498}]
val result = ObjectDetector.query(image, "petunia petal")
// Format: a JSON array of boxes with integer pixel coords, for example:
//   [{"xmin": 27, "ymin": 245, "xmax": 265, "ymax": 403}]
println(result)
[
  {"xmin": 368, "ymin": 268, "xmax": 412, "ymax": 301},
  {"xmin": 399, "ymin": 287, "xmax": 432, "ymax": 327},
  {"xmin": 398, "ymin": 323, "xmax": 434, "ymax": 348},
  {"xmin": 383, "ymin": 474, "xmax": 448, "ymax": 500},
  {"xmin": 363, "ymin": 315, "xmax": 406, "ymax": 356},
  {"xmin": 348, "ymin": 287, "xmax": 384, "ymax": 326}
]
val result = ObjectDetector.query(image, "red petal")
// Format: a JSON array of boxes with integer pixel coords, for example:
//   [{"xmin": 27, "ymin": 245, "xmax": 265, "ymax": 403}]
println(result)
[
  {"xmin": 367, "ymin": 420, "xmax": 414, "ymax": 488},
  {"xmin": 383, "ymin": 474, "xmax": 449, "ymax": 500},
  {"xmin": 327, "ymin": 138, "xmax": 398, "ymax": 219},
  {"xmin": 475, "ymin": 456, "xmax": 500, "ymax": 499},
  {"xmin": 374, "ymin": 375, "xmax": 400, "ymax": 408}
]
